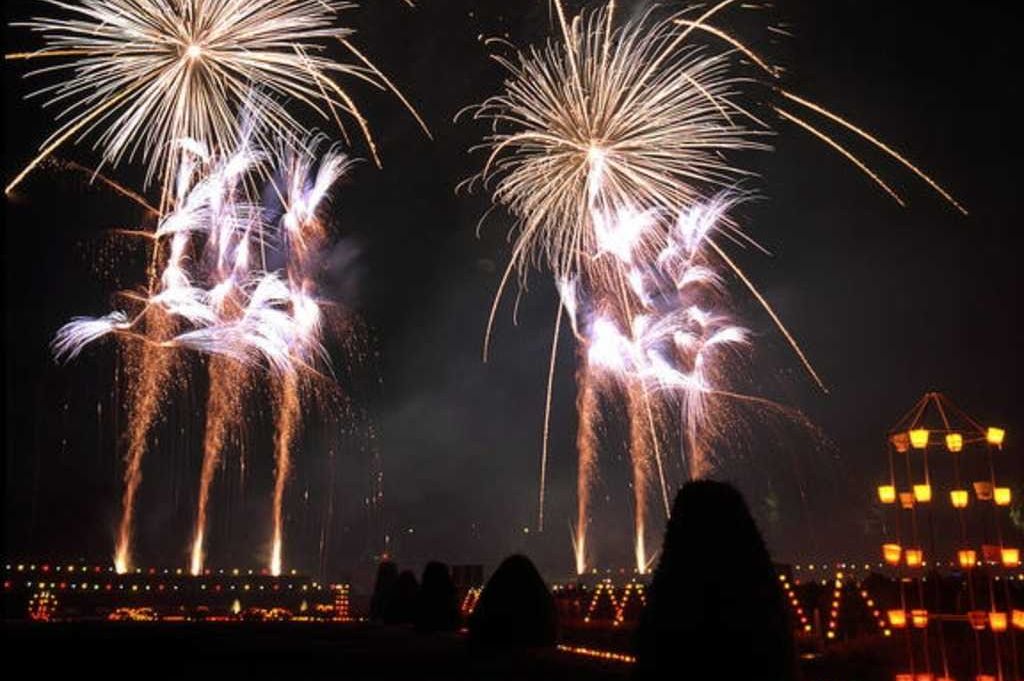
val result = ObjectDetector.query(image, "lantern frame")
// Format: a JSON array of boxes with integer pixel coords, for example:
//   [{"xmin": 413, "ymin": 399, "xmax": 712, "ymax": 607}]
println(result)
[
  {"xmin": 957, "ymin": 549, "xmax": 977, "ymax": 569},
  {"xmin": 887, "ymin": 609, "xmax": 907, "ymax": 628},
  {"xmin": 993, "ymin": 487, "xmax": 1011, "ymax": 506},
  {"xmin": 910, "ymin": 609, "xmax": 928, "ymax": 628},
  {"xmin": 967, "ymin": 610, "xmax": 987, "ymax": 630}
]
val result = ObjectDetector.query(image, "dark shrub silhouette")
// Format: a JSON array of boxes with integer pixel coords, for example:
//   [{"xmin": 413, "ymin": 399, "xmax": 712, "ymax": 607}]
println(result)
[
  {"xmin": 634, "ymin": 480, "xmax": 797, "ymax": 680},
  {"xmin": 369, "ymin": 560, "xmax": 398, "ymax": 623},
  {"xmin": 468, "ymin": 554, "xmax": 557, "ymax": 648},
  {"xmin": 390, "ymin": 569, "xmax": 420, "ymax": 625},
  {"xmin": 415, "ymin": 561, "xmax": 460, "ymax": 633}
]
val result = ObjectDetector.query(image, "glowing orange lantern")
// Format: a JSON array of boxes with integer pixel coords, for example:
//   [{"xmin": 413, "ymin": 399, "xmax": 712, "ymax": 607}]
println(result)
[
  {"xmin": 910, "ymin": 609, "xmax": 928, "ymax": 628},
  {"xmin": 883, "ymin": 544, "xmax": 902, "ymax": 565},
  {"xmin": 1012, "ymin": 609, "xmax": 1024, "ymax": 630},
  {"xmin": 989, "ymin": 612, "xmax": 1007, "ymax": 633},
  {"xmin": 967, "ymin": 610, "xmax": 987, "ymax": 630},
  {"xmin": 915, "ymin": 675, "xmax": 934, "ymax": 681},
  {"xmin": 899, "ymin": 492, "xmax": 915, "ymax": 509},
  {"xmin": 973, "ymin": 481, "xmax": 993, "ymax": 501},
  {"xmin": 957, "ymin": 549, "xmax": 977, "ymax": 569},
  {"xmin": 913, "ymin": 484, "xmax": 932, "ymax": 503},
  {"xmin": 950, "ymin": 489, "xmax": 969, "ymax": 509},
  {"xmin": 993, "ymin": 487, "xmax": 1011, "ymax": 506},
  {"xmin": 986, "ymin": 427, "xmax": 1005, "ymax": 447},
  {"xmin": 891, "ymin": 432, "xmax": 910, "ymax": 453},
  {"xmin": 976, "ymin": 675, "xmax": 996, "ymax": 681},
  {"xmin": 887, "ymin": 609, "xmax": 907, "ymax": 628},
  {"xmin": 895, "ymin": 675, "xmax": 913, "ymax": 681},
  {"xmin": 1001, "ymin": 547, "xmax": 1020, "ymax": 568},
  {"xmin": 909, "ymin": 429, "xmax": 929, "ymax": 449},
  {"xmin": 905, "ymin": 548, "xmax": 923, "ymax": 568},
  {"xmin": 944, "ymin": 432, "xmax": 963, "ymax": 452},
  {"xmin": 877, "ymin": 485, "xmax": 896, "ymax": 504}
]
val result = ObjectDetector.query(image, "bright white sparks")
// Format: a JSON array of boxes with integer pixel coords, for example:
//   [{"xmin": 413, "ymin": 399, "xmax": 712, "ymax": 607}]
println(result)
[
  {"xmin": 7, "ymin": 0, "xmax": 408, "ymax": 192},
  {"xmin": 52, "ymin": 127, "xmax": 349, "ymax": 378},
  {"xmin": 466, "ymin": 4, "xmax": 768, "ymax": 292}
]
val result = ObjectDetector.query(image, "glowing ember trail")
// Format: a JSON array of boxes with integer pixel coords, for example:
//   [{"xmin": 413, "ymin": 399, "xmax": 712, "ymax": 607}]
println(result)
[
  {"xmin": 115, "ymin": 312, "xmax": 177, "ymax": 574},
  {"xmin": 628, "ymin": 383, "xmax": 651, "ymax": 575},
  {"xmin": 573, "ymin": 358, "xmax": 599, "ymax": 576},
  {"xmin": 190, "ymin": 358, "xmax": 247, "ymax": 576},
  {"xmin": 270, "ymin": 371, "xmax": 301, "ymax": 577}
]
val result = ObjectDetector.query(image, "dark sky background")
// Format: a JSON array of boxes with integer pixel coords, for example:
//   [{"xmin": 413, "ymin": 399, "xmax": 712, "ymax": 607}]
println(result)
[{"xmin": 3, "ymin": 1, "xmax": 1022, "ymax": 585}]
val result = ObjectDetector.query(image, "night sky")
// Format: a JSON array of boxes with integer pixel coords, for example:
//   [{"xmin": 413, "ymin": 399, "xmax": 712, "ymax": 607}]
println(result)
[{"xmin": 3, "ymin": 1, "xmax": 1022, "ymax": 584}]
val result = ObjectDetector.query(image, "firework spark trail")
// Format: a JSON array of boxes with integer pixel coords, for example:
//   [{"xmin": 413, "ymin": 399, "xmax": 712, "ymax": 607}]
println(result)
[
  {"xmin": 627, "ymin": 381, "xmax": 651, "ymax": 575},
  {"xmin": 270, "ymin": 370, "xmax": 301, "ymax": 577},
  {"xmin": 261, "ymin": 138, "xmax": 348, "ymax": 577},
  {"xmin": 44, "ymin": 158, "xmax": 161, "ymax": 216},
  {"xmin": 574, "ymin": 357, "xmax": 599, "ymax": 576},
  {"xmin": 114, "ymin": 312, "xmax": 177, "ymax": 574},
  {"xmin": 190, "ymin": 357, "xmax": 247, "ymax": 576},
  {"xmin": 537, "ymin": 304, "xmax": 563, "ymax": 532},
  {"xmin": 549, "ymin": 196, "xmax": 753, "ymax": 570}
]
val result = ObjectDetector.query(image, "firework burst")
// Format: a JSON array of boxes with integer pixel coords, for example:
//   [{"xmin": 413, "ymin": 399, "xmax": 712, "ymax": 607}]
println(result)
[
  {"xmin": 466, "ymin": 3, "xmax": 767, "ymax": 307},
  {"xmin": 6, "ymin": 0, "xmax": 428, "ymax": 195},
  {"xmin": 467, "ymin": 0, "xmax": 965, "ymax": 573}
]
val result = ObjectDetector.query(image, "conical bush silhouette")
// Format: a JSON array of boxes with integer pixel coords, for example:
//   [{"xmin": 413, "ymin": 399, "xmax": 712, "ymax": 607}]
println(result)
[
  {"xmin": 415, "ymin": 561, "xmax": 460, "ymax": 633},
  {"xmin": 469, "ymin": 554, "xmax": 557, "ymax": 647},
  {"xmin": 369, "ymin": 560, "xmax": 398, "ymax": 623},
  {"xmin": 635, "ymin": 480, "xmax": 796, "ymax": 680},
  {"xmin": 390, "ymin": 569, "xmax": 419, "ymax": 625}
]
